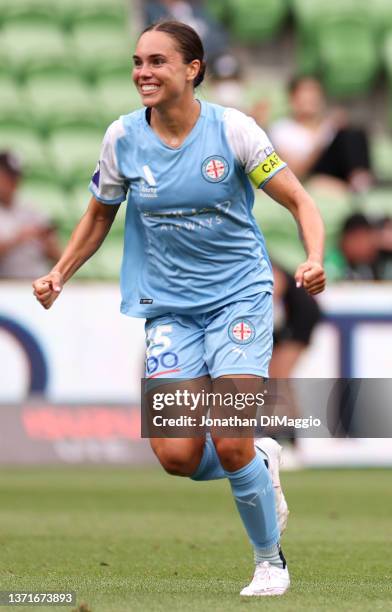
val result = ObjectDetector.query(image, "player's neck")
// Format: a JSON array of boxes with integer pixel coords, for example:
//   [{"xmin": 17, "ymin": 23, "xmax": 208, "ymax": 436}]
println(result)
[{"xmin": 150, "ymin": 98, "xmax": 201, "ymax": 148}]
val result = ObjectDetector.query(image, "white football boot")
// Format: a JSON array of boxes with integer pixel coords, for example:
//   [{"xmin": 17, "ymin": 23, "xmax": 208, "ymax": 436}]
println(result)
[
  {"xmin": 240, "ymin": 561, "xmax": 290, "ymax": 597},
  {"xmin": 255, "ymin": 437, "xmax": 289, "ymax": 534}
]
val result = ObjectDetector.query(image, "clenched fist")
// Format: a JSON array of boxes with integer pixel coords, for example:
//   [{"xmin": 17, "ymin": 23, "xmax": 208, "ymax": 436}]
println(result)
[
  {"xmin": 295, "ymin": 260, "xmax": 326, "ymax": 295},
  {"xmin": 32, "ymin": 270, "xmax": 64, "ymax": 309}
]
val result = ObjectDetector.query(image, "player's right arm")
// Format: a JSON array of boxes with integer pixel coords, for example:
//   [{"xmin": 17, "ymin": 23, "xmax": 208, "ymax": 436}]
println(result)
[{"xmin": 32, "ymin": 196, "xmax": 119, "ymax": 309}]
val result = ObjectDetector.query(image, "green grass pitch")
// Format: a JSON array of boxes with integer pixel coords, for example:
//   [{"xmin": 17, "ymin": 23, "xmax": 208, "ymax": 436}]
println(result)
[{"xmin": 0, "ymin": 467, "xmax": 390, "ymax": 611}]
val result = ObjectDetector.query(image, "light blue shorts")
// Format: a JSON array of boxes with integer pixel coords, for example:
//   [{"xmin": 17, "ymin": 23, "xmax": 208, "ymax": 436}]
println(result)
[{"xmin": 144, "ymin": 292, "xmax": 273, "ymax": 379}]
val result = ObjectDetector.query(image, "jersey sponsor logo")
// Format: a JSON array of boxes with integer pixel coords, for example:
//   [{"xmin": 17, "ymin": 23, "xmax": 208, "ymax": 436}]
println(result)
[
  {"xmin": 249, "ymin": 152, "xmax": 285, "ymax": 187},
  {"xmin": 142, "ymin": 164, "xmax": 157, "ymax": 187},
  {"xmin": 145, "ymin": 324, "xmax": 181, "ymax": 377},
  {"xmin": 229, "ymin": 319, "xmax": 256, "ymax": 345},
  {"xmin": 143, "ymin": 200, "xmax": 232, "ymax": 233},
  {"xmin": 146, "ymin": 351, "xmax": 179, "ymax": 377},
  {"xmin": 139, "ymin": 178, "xmax": 158, "ymax": 198},
  {"xmin": 202, "ymin": 156, "xmax": 229, "ymax": 183},
  {"xmin": 92, "ymin": 161, "xmax": 100, "ymax": 188}
]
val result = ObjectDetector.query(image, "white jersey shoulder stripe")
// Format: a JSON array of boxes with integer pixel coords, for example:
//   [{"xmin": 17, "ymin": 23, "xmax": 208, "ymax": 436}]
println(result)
[{"xmin": 223, "ymin": 108, "xmax": 286, "ymax": 185}]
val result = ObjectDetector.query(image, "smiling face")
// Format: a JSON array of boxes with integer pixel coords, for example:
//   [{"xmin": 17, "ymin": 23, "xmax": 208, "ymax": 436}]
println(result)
[{"xmin": 132, "ymin": 30, "xmax": 200, "ymax": 108}]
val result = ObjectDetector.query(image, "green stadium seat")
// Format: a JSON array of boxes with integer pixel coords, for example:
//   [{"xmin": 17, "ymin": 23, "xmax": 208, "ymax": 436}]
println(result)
[
  {"xmin": 241, "ymin": 78, "xmax": 289, "ymax": 122},
  {"xmin": 292, "ymin": 0, "xmax": 372, "ymax": 24},
  {"xmin": 254, "ymin": 182, "xmax": 353, "ymax": 268},
  {"xmin": 68, "ymin": 182, "xmax": 94, "ymax": 220},
  {"xmin": 90, "ymin": 57, "xmax": 136, "ymax": 85},
  {"xmin": 291, "ymin": 0, "xmax": 324, "ymax": 75},
  {"xmin": 253, "ymin": 189, "xmax": 304, "ymax": 271},
  {"xmin": 70, "ymin": 20, "xmax": 133, "ymax": 78},
  {"xmin": 25, "ymin": 67, "xmax": 97, "ymax": 134},
  {"xmin": 372, "ymin": 0, "xmax": 392, "ymax": 40},
  {"xmin": 361, "ymin": 188, "xmax": 392, "ymax": 218},
  {"xmin": 95, "ymin": 75, "xmax": 142, "ymax": 124},
  {"xmin": 264, "ymin": 233, "xmax": 306, "ymax": 273},
  {"xmin": 292, "ymin": 0, "xmax": 374, "ymax": 77},
  {"xmin": 66, "ymin": 7, "xmax": 127, "ymax": 31},
  {"xmin": 48, "ymin": 124, "xmax": 104, "ymax": 187},
  {"xmin": 383, "ymin": 31, "xmax": 392, "ymax": 114},
  {"xmin": 371, "ymin": 134, "xmax": 392, "ymax": 182},
  {"xmin": 69, "ymin": 180, "xmax": 127, "ymax": 222},
  {"xmin": 0, "ymin": 0, "xmax": 52, "ymax": 26},
  {"xmin": 0, "ymin": 75, "xmax": 28, "ymax": 123},
  {"xmin": 1, "ymin": 6, "xmax": 56, "ymax": 25},
  {"xmin": 0, "ymin": 16, "xmax": 68, "ymax": 79},
  {"xmin": 19, "ymin": 178, "xmax": 69, "ymax": 224},
  {"xmin": 306, "ymin": 185, "xmax": 353, "ymax": 249},
  {"xmin": 317, "ymin": 16, "xmax": 379, "ymax": 97},
  {"xmin": 94, "ymin": 236, "xmax": 124, "ymax": 279},
  {"xmin": 205, "ymin": 0, "xmax": 233, "ymax": 28},
  {"xmin": 229, "ymin": 0, "xmax": 288, "ymax": 43},
  {"xmin": 0, "ymin": 121, "xmax": 48, "ymax": 178},
  {"xmin": 72, "ymin": 237, "xmax": 124, "ymax": 279},
  {"xmin": 253, "ymin": 189, "xmax": 298, "ymax": 235}
]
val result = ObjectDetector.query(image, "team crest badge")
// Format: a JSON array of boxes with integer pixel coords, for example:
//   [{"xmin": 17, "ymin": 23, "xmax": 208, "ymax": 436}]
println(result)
[
  {"xmin": 229, "ymin": 319, "xmax": 256, "ymax": 345},
  {"xmin": 202, "ymin": 156, "xmax": 229, "ymax": 183}
]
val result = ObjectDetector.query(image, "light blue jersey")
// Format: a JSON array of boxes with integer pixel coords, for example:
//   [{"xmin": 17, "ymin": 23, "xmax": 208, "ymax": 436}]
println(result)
[{"xmin": 89, "ymin": 101, "xmax": 286, "ymax": 318}]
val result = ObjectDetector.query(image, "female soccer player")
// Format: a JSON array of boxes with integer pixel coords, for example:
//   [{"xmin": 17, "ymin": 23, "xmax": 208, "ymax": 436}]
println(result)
[{"xmin": 32, "ymin": 21, "xmax": 326, "ymax": 597}]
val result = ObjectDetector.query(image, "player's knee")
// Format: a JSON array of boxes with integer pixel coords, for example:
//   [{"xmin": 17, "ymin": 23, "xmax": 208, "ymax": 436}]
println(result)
[
  {"xmin": 152, "ymin": 443, "xmax": 201, "ymax": 477},
  {"xmin": 160, "ymin": 451, "xmax": 195, "ymax": 476},
  {"xmin": 212, "ymin": 437, "xmax": 253, "ymax": 471}
]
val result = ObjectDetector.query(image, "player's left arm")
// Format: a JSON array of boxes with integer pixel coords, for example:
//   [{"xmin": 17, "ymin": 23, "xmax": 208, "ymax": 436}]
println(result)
[{"xmin": 263, "ymin": 167, "xmax": 326, "ymax": 295}]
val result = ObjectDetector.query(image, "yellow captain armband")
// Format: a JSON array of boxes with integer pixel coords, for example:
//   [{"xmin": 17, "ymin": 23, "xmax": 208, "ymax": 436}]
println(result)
[{"xmin": 249, "ymin": 152, "xmax": 286, "ymax": 188}]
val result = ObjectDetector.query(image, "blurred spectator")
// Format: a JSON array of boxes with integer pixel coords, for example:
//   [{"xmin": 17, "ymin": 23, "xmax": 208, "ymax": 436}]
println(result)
[
  {"xmin": 376, "ymin": 216, "xmax": 392, "ymax": 280},
  {"xmin": 325, "ymin": 213, "xmax": 387, "ymax": 281},
  {"xmin": 268, "ymin": 76, "xmax": 373, "ymax": 194},
  {"xmin": 208, "ymin": 54, "xmax": 245, "ymax": 108},
  {"xmin": 268, "ymin": 263, "xmax": 322, "ymax": 467},
  {"xmin": 0, "ymin": 152, "xmax": 62, "ymax": 280},
  {"xmin": 143, "ymin": 1, "xmax": 232, "ymax": 76},
  {"xmin": 271, "ymin": 263, "xmax": 322, "ymax": 376}
]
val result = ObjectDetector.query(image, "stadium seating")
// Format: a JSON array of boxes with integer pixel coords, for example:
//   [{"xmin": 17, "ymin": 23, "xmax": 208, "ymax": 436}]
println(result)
[
  {"xmin": 65, "ymin": 181, "xmax": 125, "ymax": 279},
  {"xmin": 229, "ymin": 0, "xmax": 288, "ymax": 43},
  {"xmin": 291, "ymin": 0, "xmax": 378, "ymax": 91},
  {"xmin": 95, "ymin": 75, "xmax": 141, "ymax": 124},
  {"xmin": 371, "ymin": 0, "xmax": 392, "ymax": 39},
  {"xmin": 70, "ymin": 18, "xmax": 133, "ymax": 80},
  {"xmin": 25, "ymin": 65, "xmax": 97, "ymax": 135},
  {"xmin": 361, "ymin": 188, "xmax": 392, "ymax": 218},
  {"xmin": 383, "ymin": 31, "xmax": 392, "ymax": 128},
  {"xmin": 253, "ymin": 189, "xmax": 304, "ymax": 271},
  {"xmin": 0, "ymin": 3, "xmax": 55, "ymax": 26},
  {"xmin": 48, "ymin": 123, "xmax": 104, "ymax": 188},
  {"xmin": 253, "ymin": 182, "xmax": 356, "ymax": 272},
  {"xmin": 371, "ymin": 134, "xmax": 392, "ymax": 182},
  {"xmin": 1, "ymin": 0, "xmax": 392, "ymax": 279},
  {"xmin": 20, "ymin": 178, "xmax": 69, "ymax": 225},
  {"xmin": 317, "ymin": 16, "xmax": 379, "ymax": 97},
  {"xmin": 0, "ymin": 120, "xmax": 49, "ymax": 178},
  {"xmin": 205, "ymin": 0, "xmax": 233, "ymax": 29},
  {"xmin": 0, "ymin": 75, "xmax": 27, "ymax": 123},
  {"xmin": 0, "ymin": 15, "xmax": 68, "ymax": 80}
]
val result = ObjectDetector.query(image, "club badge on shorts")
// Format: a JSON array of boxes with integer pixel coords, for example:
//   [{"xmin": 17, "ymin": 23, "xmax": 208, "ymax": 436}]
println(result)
[
  {"xmin": 202, "ymin": 156, "xmax": 229, "ymax": 183},
  {"xmin": 229, "ymin": 319, "xmax": 256, "ymax": 345}
]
